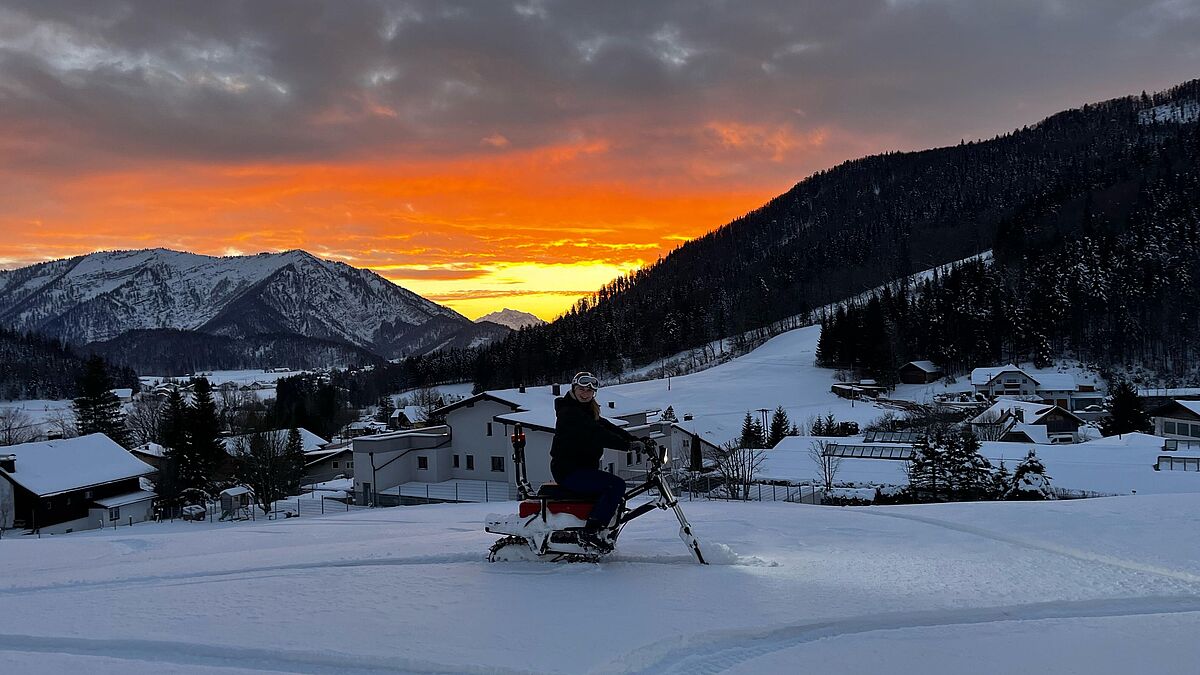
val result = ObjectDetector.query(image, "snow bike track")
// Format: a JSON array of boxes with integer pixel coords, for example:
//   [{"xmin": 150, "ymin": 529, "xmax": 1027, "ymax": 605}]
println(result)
[
  {"xmin": 0, "ymin": 597, "xmax": 1196, "ymax": 675},
  {"xmin": 606, "ymin": 596, "xmax": 1200, "ymax": 675}
]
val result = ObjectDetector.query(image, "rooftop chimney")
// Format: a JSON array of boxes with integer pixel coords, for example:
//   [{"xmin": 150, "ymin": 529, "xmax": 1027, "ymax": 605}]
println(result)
[
  {"xmin": 608, "ymin": 401, "xmax": 615, "ymax": 409},
  {"xmin": 519, "ymin": 385, "xmax": 526, "ymax": 393},
  {"xmin": 552, "ymin": 383, "xmax": 561, "ymax": 396},
  {"xmin": 0, "ymin": 454, "xmax": 15, "ymax": 473}
]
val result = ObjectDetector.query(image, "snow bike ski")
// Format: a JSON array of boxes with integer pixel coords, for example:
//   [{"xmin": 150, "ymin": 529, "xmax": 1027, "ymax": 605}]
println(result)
[{"xmin": 485, "ymin": 424, "xmax": 708, "ymax": 564}]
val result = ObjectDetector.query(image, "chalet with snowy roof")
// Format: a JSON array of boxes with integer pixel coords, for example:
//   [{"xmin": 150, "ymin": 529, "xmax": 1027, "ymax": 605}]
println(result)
[
  {"xmin": 970, "ymin": 399, "xmax": 1085, "ymax": 444},
  {"xmin": 129, "ymin": 442, "xmax": 167, "ymax": 471},
  {"xmin": 351, "ymin": 383, "xmax": 662, "ymax": 506},
  {"xmin": 389, "ymin": 405, "xmax": 427, "ymax": 430},
  {"xmin": 1149, "ymin": 400, "xmax": 1200, "ymax": 448},
  {"xmin": 898, "ymin": 361, "xmax": 942, "ymax": 384},
  {"xmin": 110, "ymin": 388, "xmax": 134, "ymax": 403},
  {"xmin": 0, "ymin": 434, "xmax": 157, "ymax": 534},
  {"xmin": 303, "ymin": 441, "xmax": 354, "ymax": 485},
  {"xmin": 970, "ymin": 365, "xmax": 1103, "ymax": 411},
  {"xmin": 222, "ymin": 428, "xmax": 329, "ymax": 457}
]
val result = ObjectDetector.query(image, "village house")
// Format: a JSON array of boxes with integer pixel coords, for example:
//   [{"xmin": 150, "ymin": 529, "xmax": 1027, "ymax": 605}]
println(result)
[
  {"xmin": 1148, "ymin": 400, "xmax": 1200, "ymax": 449},
  {"xmin": 389, "ymin": 405, "xmax": 427, "ymax": 430},
  {"xmin": 351, "ymin": 384, "xmax": 676, "ymax": 506},
  {"xmin": 303, "ymin": 441, "xmax": 354, "ymax": 485},
  {"xmin": 970, "ymin": 364, "xmax": 1103, "ymax": 411},
  {"xmin": 970, "ymin": 398, "xmax": 1085, "ymax": 444},
  {"xmin": 898, "ymin": 361, "xmax": 943, "ymax": 384},
  {"xmin": 0, "ymin": 434, "xmax": 157, "ymax": 534}
]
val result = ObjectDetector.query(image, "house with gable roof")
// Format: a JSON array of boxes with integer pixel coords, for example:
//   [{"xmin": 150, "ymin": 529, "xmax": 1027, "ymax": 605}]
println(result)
[
  {"xmin": 1148, "ymin": 400, "xmax": 1200, "ymax": 448},
  {"xmin": 0, "ymin": 434, "xmax": 157, "ymax": 534},
  {"xmin": 970, "ymin": 364, "xmax": 1103, "ymax": 411},
  {"xmin": 970, "ymin": 398, "xmax": 1085, "ymax": 444},
  {"xmin": 350, "ymin": 383, "xmax": 662, "ymax": 506}
]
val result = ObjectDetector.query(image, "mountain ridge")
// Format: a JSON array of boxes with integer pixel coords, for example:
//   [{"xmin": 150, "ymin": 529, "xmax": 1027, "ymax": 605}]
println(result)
[{"xmin": 0, "ymin": 248, "xmax": 509, "ymax": 366}]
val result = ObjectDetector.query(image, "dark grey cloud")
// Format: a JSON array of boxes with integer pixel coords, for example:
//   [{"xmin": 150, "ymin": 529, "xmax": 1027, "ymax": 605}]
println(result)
[{"xmin": 0, "ymin": 0, "xmax": 1197, "ymax": 174}]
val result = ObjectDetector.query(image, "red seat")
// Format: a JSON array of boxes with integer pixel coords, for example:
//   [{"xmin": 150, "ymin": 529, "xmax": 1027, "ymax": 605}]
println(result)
[{"xmin": 519, "ymin": 500, "xmax": 594, "ymax": 519}]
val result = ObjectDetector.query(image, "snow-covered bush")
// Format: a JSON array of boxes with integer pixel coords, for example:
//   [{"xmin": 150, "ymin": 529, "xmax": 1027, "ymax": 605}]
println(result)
[{"xmin": 1006, "ymin": 450, "xmax": 1055, "ymax": 500}]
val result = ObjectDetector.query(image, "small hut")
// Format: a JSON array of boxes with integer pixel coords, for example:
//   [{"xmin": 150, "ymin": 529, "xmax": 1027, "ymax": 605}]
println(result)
[
  {"xmin": 899, "ymin": 361, "xmax": 943, "ymax": 384},
  {"xmin": 219, "ymin": 486, "xmax": 254, "ymax": 521}
]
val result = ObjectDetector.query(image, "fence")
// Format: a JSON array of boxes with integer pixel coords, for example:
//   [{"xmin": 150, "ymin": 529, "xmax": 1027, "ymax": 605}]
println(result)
[
  {"xmin": 366, "ymin": 481, "xmax": 521, "ymax": 507},
  {"xmin": 676, "ymin": 474, "xmax": 821, "ymax": 504}
]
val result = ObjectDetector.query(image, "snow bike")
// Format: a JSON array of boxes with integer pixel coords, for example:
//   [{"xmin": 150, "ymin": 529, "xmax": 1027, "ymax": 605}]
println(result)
[{"xmin": 485, "ymin": 424, "xmax": 708, "ymax": 564}]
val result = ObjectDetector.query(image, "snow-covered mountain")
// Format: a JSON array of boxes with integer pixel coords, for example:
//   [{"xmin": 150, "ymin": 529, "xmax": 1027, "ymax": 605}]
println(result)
[
  {"xmin": 475, "ymin": 308, "xmax": 546, "ymax": 330},
  {"xmin": 0, "ymin": 249, "xmax": 487, "ymax": 359}
]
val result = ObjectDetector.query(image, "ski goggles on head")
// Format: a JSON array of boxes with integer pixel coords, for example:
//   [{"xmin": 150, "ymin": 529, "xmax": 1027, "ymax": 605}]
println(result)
[{"xmin": 572, "ymin": 373, "xmax": 600, "ymax": 390}]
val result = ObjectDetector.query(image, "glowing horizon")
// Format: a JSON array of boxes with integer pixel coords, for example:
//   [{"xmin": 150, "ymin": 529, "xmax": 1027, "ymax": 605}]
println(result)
[{"xmin": 1, "ymin": 1, "xmax": 1193, "ymax": 321}]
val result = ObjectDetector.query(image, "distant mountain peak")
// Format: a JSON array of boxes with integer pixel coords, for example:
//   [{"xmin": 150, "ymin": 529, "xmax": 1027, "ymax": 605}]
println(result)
[
  {"xmin": 0, "ymin": 248, "xmax": 500, "ymax": 361},
  {"xmin": 475, "ymin": 308, "xmax": 546, "ymax": 330}
]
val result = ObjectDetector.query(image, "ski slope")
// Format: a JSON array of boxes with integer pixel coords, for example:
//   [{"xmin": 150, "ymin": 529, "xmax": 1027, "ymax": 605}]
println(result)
[{"xmin": 1, "ymin": 494, "xmax": 1198, "ymax": 673}]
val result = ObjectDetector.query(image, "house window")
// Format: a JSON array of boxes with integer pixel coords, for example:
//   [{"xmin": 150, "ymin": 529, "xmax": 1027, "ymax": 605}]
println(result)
[
  {"xmin": 108, "ymin": 507, "xmax": 120, "ymax": 521},
  {"xmin": 466, "ymin": 455, "xmax": 475, "ymax": 470},
  {"xmin": 348, "ymin": 461, "xmax": 353, "ymax": 469},
  {"xmin": 491, "ymin": 456, "xmax": 505, "ymax": 472},
  {"xmin": 84, "ymin": 490, "xmax": 93, "ymax": 499},
  {"xmin": 1165, "ymin": 421, "xmax": 1177, "ymax": 434},
  {"xmin": 487, "ymin": 422, "xmax": 493, "ymax": 436},
  {"xmin": 1004, "ymin": 377, "xmax": 1019, "ymax": 384},
  {"xmin": 607, "ymin": 463, "xmax": 615, "ymax": 474},
  {"xmin": 627, "ymin": 451, "xmax": 633, "ymax": 465},
  {"xmin": 332, "ymin": 461, "xmax": 339, "ymax": 469},
  {"xmin": 1192, "ymin": 424, "xmax": 1200, "ymax": 438},
  {"xmin": 453, "ymin": 454, "xmax": 460, "ymax": 468},
  {"xmin": 417, "ymin": 456, "xmax": 428, "ymax": 470}
]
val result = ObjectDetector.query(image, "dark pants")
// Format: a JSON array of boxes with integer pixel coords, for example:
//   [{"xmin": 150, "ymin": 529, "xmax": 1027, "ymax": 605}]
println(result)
[{"xmin": 558, "ymin": 469, "xmax": 626, "ymax": 528}]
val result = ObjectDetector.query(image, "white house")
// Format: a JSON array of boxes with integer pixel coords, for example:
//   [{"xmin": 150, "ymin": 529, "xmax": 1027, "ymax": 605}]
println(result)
[
  {"xmin": 351, "ymin": 384, "xmax": 660, "ymax": 505},
  {"xmin": 0, "ymin": 434, "xmax": 156, "ymax": 534},
  {"xmin": 970, "ymin": 365, "xmax": 1104, "ymax": 411},
  {"xmin": 1149, "ymin": 400, "xmax": 1200, "ymax": 449}
]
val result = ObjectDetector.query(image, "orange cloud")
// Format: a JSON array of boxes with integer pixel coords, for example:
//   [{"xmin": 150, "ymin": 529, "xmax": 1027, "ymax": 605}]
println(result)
[{"xmin": 0, "ymin": 122, "xmax": 887, "ymax": 319}]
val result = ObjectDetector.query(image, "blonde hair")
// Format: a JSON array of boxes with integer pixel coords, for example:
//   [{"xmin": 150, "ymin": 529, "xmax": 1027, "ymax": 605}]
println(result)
[{"xmin": 570, "ymin": 386, "xmax": 601, "ymax": 420}]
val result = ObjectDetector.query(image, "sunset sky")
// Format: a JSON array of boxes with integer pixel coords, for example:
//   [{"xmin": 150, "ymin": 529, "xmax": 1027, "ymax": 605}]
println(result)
[{"xmin": 1, "ymin": 1, "xmax": 1197, "ymax": 320}]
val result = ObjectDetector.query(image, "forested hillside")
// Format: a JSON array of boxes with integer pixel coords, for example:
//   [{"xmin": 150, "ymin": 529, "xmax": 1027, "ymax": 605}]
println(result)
[
  {"xmin": 442, "ymin": 80, "xmax": 1200, "ymax": 390},
  {"xmin": 0, "ymin": 327, "xmax": 137, "ymax": 400},
  {"xmin": 817, "ymin": 122, "xmax": 1200, "ymax": 384}
]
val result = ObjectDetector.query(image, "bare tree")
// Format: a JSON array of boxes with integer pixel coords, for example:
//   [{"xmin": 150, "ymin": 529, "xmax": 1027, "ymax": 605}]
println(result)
[
  {"xmin": 808, "ymin": 439, "xmax": 842, "ymax": 490},
  {"xmin": 44, "ymin": 407, "xmax": 77, "ymax": 440},
  {"xmin": 125, "ymin": 396, "xmax": 164, "ymax": 447},
  {"xmin": 970, "ymin": 409, "xmax": 1009, "ymax": 441},
  {"xmin": 234, "ymin": 430, "xmax": 302, "ymax": 515},
  {"xmin": 0, "ymin": 408, "xmax": 36, "ymax": 446},
  {"xmin": 705, "ymin": 440, "xmax": 765, "ymax": 500}
]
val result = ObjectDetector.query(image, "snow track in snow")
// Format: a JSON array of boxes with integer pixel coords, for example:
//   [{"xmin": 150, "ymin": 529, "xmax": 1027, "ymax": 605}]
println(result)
[
  {"xmin": 0, "ymin": 633, "xmax": 543, "ymax": 675},
  {"xmin": 862, "ymin": 509, "xmax": 1200, "ymax": 586},
  {"xmin": 608, "ymin": 597, "xmax": 1200, "ymax": 675}
]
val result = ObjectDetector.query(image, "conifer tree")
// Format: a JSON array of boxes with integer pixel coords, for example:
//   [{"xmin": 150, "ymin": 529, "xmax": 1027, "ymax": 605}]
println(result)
[
  {"xmin": 739, "ymin": 412, "xmax": 765, "ymax": 448},
  {"xmin": 188, "ymin": 378, "xmax": 226, "ymax": 491},
  {"xmin": 157, "ymin": 388, "xmax": 191, "ymax": 503},
  {"xmin": 1099, "ymin": 379, "xmax": 1150, "ymax": 437},
  {"xmin": 72, "ymin": 356, "xmax": 129, "ymax": 447},
  {"xmin": 376, "ymin": 395, "xmax": 395, "ymax": 424},
  {"xmin": 767, "ymin": 406, "xmax": 791, "ymax": 448},
  {"xmin": 661, "ymin": 406, "xmax": 678, "ymax": 422},
  {"xmin": 285, "ymin": 426, "xmax": 306, "ymax": 493},
  {"xmin": 1006, "ymin": 450, "xmax": 1055, "ymax": 500}
]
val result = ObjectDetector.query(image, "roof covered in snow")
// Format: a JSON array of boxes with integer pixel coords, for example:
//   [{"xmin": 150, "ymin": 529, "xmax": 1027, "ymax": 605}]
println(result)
[
  {"xmin": 0, "ymin": 434, "xmax": 156, "ymax": 496},
  {"xmin": 94, "ymin": 489, "xmax": 156, "ymax": 508},
  {"xmin": 972, "ymin": 398, "xmax": 1079, "ymax": 425},
  {"xmin": 222, "ymin": 428, "xmax": 328, "ymax": 455},
  {"xmin": 970, "ymin": 364, "xmax": 1034, "ymax": 386},
  {"xmin": 130, "ymin": 442, "xmax": 167, "ymax": 458},
  {"xmin": 903, "ymin": 360, "xmax": 941, "ymax": 373}
]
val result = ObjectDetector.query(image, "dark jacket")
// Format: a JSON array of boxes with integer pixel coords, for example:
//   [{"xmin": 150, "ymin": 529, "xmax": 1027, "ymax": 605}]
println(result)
[{"xmin": 550, "ymin": 394, "xmax": 635, "ymax": 481}]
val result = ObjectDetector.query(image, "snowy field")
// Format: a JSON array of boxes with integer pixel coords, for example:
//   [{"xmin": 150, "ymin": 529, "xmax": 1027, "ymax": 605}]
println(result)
[
  {"xmin": 2, "ymin": 495, "xmax": 1198, "ymax": 673},
  {"xmin": 607, "ymin": 324, "xmax": 887, "ymax": 449}
]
